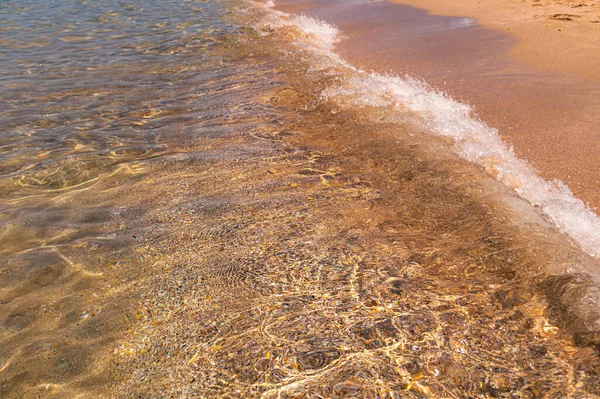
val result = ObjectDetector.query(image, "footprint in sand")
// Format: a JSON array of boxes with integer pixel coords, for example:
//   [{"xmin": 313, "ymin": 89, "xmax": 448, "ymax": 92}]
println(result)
[{"xmin": 548, "ymin": 13, "xmax": 581, "ymax": 21}]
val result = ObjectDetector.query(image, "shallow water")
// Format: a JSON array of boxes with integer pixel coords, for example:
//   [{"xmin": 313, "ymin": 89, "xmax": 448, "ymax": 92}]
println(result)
[
  {"xmin": 1, "ymin": 0, "xmax": 600, "ymax": 397},
  {"xmin": 0, "ymin": 0, "xmax": 251, "ymax": 396},
  {"xmin": 0, "ymin": 0, "xmax": 235, "ymax": 199}
]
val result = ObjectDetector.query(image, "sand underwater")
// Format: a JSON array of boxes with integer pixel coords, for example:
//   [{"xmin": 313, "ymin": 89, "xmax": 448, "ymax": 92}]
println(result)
[{"xmin": 1, "ymin": 0, "xmax": 600, "ymax": 397}]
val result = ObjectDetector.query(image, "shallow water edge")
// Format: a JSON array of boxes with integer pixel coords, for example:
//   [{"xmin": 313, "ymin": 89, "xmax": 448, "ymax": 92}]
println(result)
[
  {"xmin": 1, "ymin": 0, "xmax": 600, "ymax": 396},
  {"xmin": 111, "ymin": 4, "xmax": 600, "ymax": 395}
]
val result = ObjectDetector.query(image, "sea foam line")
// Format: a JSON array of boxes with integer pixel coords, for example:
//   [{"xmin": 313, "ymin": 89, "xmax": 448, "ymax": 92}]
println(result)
[{"xmin": 250, "ymin": 0, "xmax": 600, "ymax": 258}]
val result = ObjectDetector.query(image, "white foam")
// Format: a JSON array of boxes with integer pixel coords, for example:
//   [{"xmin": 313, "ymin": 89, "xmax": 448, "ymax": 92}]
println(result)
[
  {"xmin": 249, "ymin": 0, "xmax": 600, "ymax": 258},
  {"xmin": 250, "ymin": 0, "xmax": 351, "ymax": 69}
]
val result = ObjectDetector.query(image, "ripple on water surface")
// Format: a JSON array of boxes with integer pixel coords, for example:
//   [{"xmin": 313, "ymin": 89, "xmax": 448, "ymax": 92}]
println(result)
[
  {"xmin": 0, "ymin": 0, "xmax": 252, "ymax": 396},
  {"xmin": 1, "ymin": 0, "xmax": 600, "ymax": 398}
]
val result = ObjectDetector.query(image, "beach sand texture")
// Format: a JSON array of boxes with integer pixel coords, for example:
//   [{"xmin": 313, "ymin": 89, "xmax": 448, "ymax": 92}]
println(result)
[
  {"xmin": 392, "ymin": 0, "xmax": 600, "ymax": 81},
  {"xmin": 2, "ymin": 0, "xmax": 600, "ymax": 396}
]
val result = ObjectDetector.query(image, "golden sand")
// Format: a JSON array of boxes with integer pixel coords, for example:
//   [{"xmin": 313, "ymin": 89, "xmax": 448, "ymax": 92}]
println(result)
[
  {"xmin": 111, "ymin": 27, "xmax": 600, "ymax": 397},
  {"xmin": 392, "ymin": 0, "xmax": 600, "ymax": 81}
]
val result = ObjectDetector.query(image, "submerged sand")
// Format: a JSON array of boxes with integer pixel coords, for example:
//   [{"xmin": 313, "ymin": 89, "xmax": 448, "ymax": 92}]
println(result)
[
  {"xmin": 3, "ymin": 0, "xmax": 600, "ymax": 397},
  {"xmin": 112, "ymin": 14, "xmax": 600, "ymax": 396}
]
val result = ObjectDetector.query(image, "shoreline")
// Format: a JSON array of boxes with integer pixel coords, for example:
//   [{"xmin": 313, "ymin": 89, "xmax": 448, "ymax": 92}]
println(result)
[
  {"xmin": 118, "ymin": 6, "xmax": 600, "ymax": 393},
  {"xmin": 275, "ymin": 0, "xmax": 600, "ymax": 213},
  {"xmin": 261, "ymin": 0, "xmax": 600, "ymax": 339},
  {"xmin": 5, "ymin": 0, "xmax": 600, "ymax": 395}
]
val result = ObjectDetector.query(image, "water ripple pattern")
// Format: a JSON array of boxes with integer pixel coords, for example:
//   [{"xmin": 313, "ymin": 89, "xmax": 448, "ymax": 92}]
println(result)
[{"xmin": 0, "ymin": 0, "xmax": 234, "ymax": 198}]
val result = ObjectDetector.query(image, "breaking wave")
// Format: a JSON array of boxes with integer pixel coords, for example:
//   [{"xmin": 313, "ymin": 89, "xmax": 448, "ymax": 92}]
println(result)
[{"xmin": 251, "ymin": 0, "xmax": 600, "ymax": 260}]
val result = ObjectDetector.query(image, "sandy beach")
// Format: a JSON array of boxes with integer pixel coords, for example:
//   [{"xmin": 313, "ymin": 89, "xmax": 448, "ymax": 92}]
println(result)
[
  {"xmin": 3, "ymin": 0, "xmax": 600, "ymax": 396},
  {"xmin": 276, "ymin": 0, "xmax": 600, "ymax": 212},
  {"xmin": 392, "ymin": 0, "xmax": 600, "ymax": 81}
]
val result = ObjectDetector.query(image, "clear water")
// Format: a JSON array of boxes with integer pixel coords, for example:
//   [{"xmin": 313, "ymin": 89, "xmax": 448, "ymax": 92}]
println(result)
[
  {"xmin": 1, "ymin": 0, "xmax": 599, "ymax": 397},
  {"xmin": 0, "ymin": 0, "xmax": 236, "ymax": 199}
]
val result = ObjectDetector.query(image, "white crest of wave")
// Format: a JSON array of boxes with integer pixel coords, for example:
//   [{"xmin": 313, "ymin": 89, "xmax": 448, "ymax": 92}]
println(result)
[
  {"xmin": 253, "ymin": 0, "xmax": 600, "ymax": 258},
  {"xmin": 251, "ymin": 0, "xmax": 343, "ymax": 61}
]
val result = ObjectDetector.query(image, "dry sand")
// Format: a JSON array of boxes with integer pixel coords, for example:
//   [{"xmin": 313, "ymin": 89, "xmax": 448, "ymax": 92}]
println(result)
[{"xmin": 392, "ymin": 0, "xmax": 600, "ymax": 81}]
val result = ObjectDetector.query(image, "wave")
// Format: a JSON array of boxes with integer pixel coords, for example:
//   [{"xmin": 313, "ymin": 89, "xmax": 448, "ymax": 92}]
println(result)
[{"xmin": 250, "ymin": 0, "xmax": 600, "ymax": 260}]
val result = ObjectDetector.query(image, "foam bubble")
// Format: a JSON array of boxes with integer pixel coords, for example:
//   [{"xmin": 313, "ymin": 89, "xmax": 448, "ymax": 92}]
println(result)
[{"xmin": 251, "ymin": 0, "xmax": 600, "ymax": 258}]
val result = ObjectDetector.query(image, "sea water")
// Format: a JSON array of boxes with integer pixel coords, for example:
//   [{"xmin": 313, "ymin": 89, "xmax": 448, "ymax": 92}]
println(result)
[{"xmin": 1, "ymin": 0, "xmax": 599, "ymax": 397}]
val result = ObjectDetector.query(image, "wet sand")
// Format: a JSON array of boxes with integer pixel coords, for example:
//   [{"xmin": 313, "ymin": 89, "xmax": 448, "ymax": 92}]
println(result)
[
  {"xmin": 275, "ymin": 0, "xmax": 600, "ymax": 212},
  {"xmin": 391, "ymin": 0, "xmax": 600, "ymax": 81}
]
